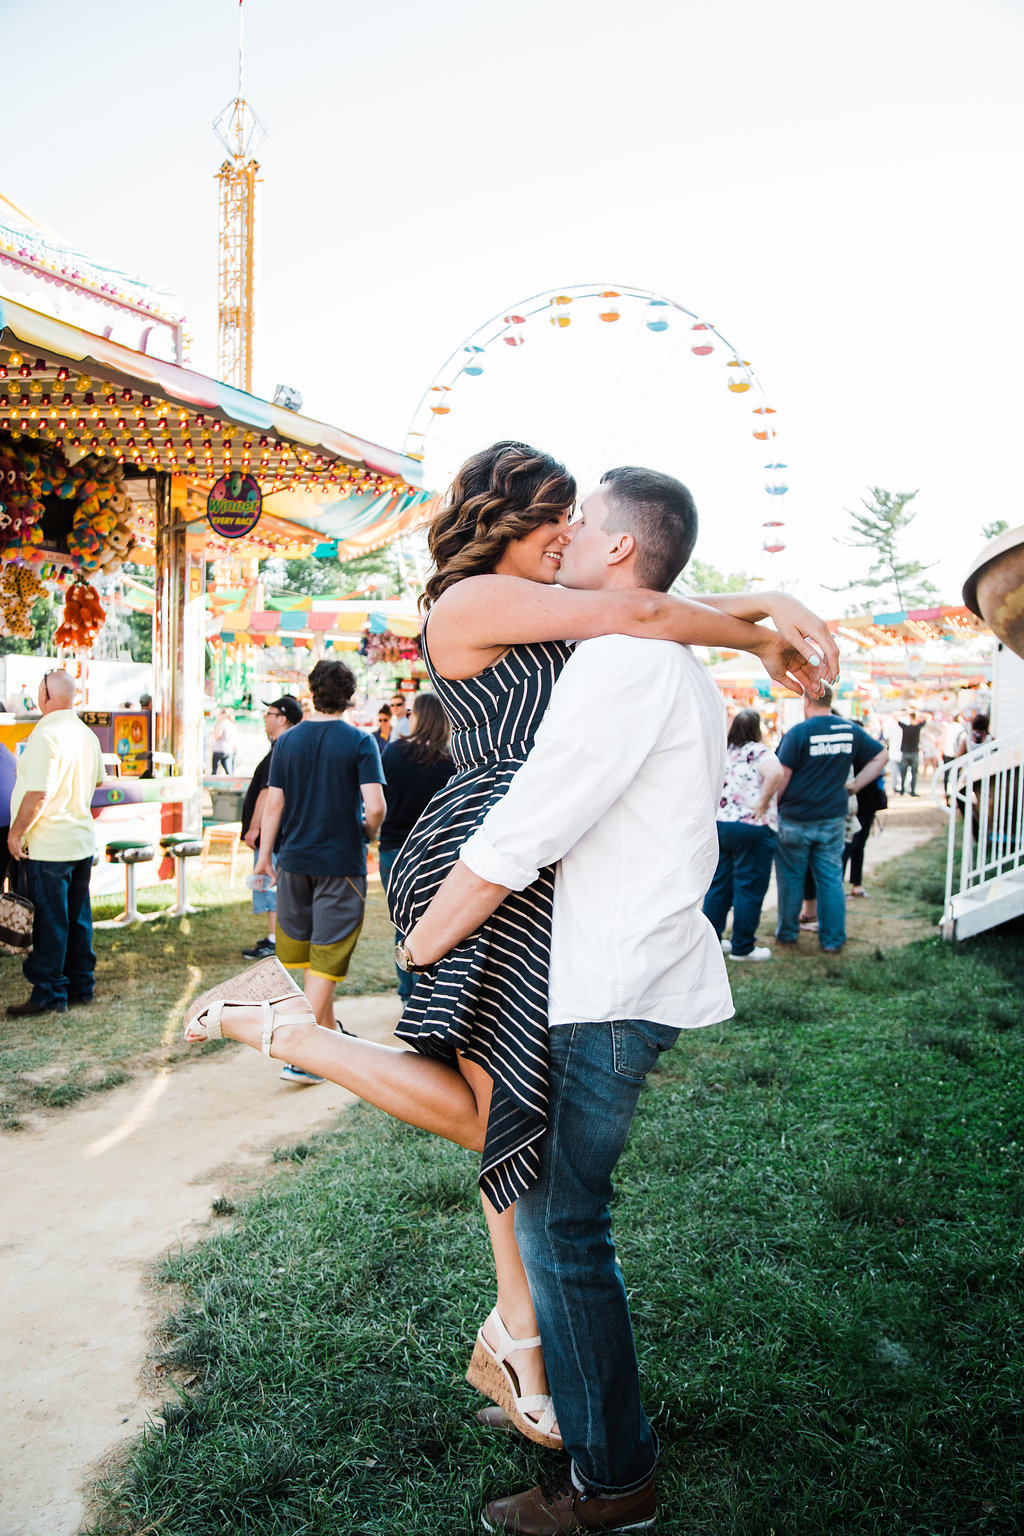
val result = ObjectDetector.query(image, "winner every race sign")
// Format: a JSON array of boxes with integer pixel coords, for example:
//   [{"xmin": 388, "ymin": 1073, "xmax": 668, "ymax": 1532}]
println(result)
[{"xmin": 207, "ymin": 472, "xmax": 263, "ymax": 538}]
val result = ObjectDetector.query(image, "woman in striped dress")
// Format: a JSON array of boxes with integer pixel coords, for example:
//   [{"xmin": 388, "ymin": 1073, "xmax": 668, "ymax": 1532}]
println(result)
[{"xmin": 188, "ymin": 440, "xmax": 830, "ymax": 1442}]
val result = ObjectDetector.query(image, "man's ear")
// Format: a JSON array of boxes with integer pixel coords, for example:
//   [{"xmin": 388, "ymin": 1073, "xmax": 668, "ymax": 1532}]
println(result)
[{"xmin": 607, "ymin": 530, "xmax": 635, "ymax": 567}]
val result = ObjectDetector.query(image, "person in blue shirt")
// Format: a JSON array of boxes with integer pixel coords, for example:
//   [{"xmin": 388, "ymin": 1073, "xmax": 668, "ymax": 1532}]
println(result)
[
  {"xmin": 774, "ymin": 687, "xmax": 887, "ymax": 953},
  {"xmin": 0, "ymin": 740, "xmax": 17, "ymax": 889}
]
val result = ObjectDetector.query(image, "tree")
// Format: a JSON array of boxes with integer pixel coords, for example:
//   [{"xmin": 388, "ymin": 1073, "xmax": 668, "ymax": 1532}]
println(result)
[
  {"xmin": 678, "ymin": 559, "xmax": 753, "ymax": 596},
  {"xmin": 125, "ymin": 609, "xmax": 153, "ymax": 663},
  {"xmin": 259, "ymin": 544, "xmax": 406, "ymax": 599},
  {"xmin": 981, "ymin": 519, "xmax": 1009, "ymax": 543},
  {"xmin": 830, "ymin": 487, "xmax": 937, "ymax": 611}
]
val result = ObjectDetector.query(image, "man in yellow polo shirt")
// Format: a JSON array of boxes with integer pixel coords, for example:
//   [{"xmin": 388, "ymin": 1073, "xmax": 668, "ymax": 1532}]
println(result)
[{"xmin": 7, "ymin": 670, "xmax": 104, "ymax": 1017}]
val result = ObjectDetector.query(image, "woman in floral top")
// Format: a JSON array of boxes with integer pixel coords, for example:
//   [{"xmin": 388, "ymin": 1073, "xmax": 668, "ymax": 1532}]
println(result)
[{"xmin": 702, "ymin": 709, "xmax": 784, "ymax": 961}]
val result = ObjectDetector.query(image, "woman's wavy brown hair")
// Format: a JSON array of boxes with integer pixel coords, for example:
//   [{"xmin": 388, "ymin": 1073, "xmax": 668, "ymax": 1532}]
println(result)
[{"xmin": 422, "ymin": 441, "xmax": 576, "ymax": 609}]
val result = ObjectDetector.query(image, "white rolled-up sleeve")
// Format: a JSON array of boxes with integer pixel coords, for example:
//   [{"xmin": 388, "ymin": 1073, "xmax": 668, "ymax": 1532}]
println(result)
[{"xmin": 460, "ymin": 636, "xmax": 677, "ymax": 890}]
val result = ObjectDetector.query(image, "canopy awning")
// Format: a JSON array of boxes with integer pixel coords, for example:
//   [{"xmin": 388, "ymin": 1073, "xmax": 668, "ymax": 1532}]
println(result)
[
  {"xmin": 831, "ymin": 604, "xmax": 989, "ymax": 646},
  {"xmin": 210, "ymin": 595, "xmax": 422, "ymax": 646},
  {"xmin": 0, "ymin": 294, "xmax": 424, "ymax": 494}
]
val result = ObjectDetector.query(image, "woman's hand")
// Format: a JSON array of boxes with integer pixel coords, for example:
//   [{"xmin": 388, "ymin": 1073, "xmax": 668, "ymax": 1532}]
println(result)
[
  {"xmin": 751, "ymin": 630, "xmax": 828, "ymax": 697},
  {"xmin": 756, "ymin": 593, "xmax": 840, "ymax": 684}
]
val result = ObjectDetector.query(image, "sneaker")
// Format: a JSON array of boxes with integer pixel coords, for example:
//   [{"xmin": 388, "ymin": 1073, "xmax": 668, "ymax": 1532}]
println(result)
[
  {"xmin": 279, "ymin": 1064, "xmax": 324, "ymax": 1085},
  {"xmin": 242, "ymin": 938, "xmax": 276, "ymax": 960},
  {"xmin": 728, "ymin": 946, "xmax": 772, "ymax": 962},
  {"xmin": 720, "ymin": 938, "xmax": 732, "ymax": 954}
]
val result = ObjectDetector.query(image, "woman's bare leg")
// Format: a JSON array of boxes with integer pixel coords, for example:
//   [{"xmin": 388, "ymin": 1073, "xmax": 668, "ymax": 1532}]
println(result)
[
  {"xmin": 207, "ymin": 1002, "xmax": 555, "ymax": 1423},
  {"xmin": 210, "ymin": 1002, "xmax": 489, "ymax": 1149},
  {"xmin": 302, "ymin": 971, "xmax": 338, "ymax": 1030}
]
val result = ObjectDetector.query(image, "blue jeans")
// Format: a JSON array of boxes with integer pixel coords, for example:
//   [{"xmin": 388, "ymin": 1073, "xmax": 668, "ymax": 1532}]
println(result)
[
  {"xmin": 702, "ymin": 821, "xmax": 776, "ymax": 955},
  {"xmin": 515, "ymin": 1018, "xmax": 678, "ymax": 1496},
  {"xmin": 897, "ymin": 752, "xmax": 919, "ymax": 794},
  {"xmin": 19, "ymin": 856, "xmax": 96, "ymax": 1008},
  {"xmin": 774, "ymin": 816, "xmax": 847, "ymax": 950},
  {"xmin": 377, "ymin": 846, "xmax": 413, "ymax": 1000}
]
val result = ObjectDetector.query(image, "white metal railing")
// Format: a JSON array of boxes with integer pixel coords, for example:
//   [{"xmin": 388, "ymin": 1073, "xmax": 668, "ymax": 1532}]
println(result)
[{"xmin": 935, "ymin": 726, "xmax": 1024, "ymax": 925}]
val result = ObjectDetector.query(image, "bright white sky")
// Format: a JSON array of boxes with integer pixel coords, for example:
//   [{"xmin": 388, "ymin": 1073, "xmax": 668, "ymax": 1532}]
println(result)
[{"xmin": 5, "ymin": 0, "xmax": 1022, "ymax": 613}]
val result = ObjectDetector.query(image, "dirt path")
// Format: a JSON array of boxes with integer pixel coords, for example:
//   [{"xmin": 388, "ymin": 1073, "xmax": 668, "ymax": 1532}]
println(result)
[
  {"xmin": 0, "ymin": 995, "xmax": 405, "ymax": 1536},
  {"xmin": 0, "ymin": 804, "xmax": 946, "ymax": 1536}
]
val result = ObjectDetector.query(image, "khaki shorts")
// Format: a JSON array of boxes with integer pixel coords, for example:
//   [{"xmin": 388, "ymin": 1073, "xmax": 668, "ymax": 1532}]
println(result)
[{"xmin": 274, "ymin": 870, "xmax": 367, "ymax": 982}]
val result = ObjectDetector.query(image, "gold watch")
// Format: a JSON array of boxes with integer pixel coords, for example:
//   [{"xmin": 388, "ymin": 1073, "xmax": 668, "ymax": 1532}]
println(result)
[{"xmin": 394, "ymin": 941, "xmax": 430, "ymax": 973}]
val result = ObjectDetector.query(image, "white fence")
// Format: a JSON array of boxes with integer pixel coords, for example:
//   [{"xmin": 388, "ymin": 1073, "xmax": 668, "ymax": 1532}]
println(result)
[{"xmin": 937, "ymin": 726, "xmax": 1024, "ymax": 941}]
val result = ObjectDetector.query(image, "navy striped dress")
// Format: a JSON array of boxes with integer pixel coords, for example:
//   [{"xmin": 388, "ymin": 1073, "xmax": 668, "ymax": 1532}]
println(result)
[{"xmin": 388, "ymin": 627, "xmax": 572, "ymax": 1212}]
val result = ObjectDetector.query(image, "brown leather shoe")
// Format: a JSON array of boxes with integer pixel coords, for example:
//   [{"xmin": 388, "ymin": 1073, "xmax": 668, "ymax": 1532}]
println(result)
[
  {"xmin": 6, "ymin": 998, "xmax": 67, "ymax": 1017},
  {"xmin": 482, "ymin": 1466, "xmax": 656, "ymax": 1533}
]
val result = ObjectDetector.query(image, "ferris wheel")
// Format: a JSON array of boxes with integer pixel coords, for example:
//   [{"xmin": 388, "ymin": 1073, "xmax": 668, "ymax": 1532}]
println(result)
[{"xmin": 405, "ymin": 283, "xmax": 788, "ymax": 571}]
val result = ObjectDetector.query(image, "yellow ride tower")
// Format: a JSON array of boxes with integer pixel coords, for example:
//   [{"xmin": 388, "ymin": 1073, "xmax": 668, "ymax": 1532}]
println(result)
[{"xmin": 214, "ymin": 0, "xmax": 266, "ymax": 393}]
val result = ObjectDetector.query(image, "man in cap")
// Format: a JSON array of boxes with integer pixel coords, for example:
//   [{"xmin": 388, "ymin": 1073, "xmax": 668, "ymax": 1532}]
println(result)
[{"xmin": 240, "ymin": 695, "xmax": 303, "ymax": 960}]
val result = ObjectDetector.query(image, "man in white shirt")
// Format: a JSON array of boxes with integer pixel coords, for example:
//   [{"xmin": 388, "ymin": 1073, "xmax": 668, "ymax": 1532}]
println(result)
[
  {"xmin": 404, "ymin": 468, "xmax": 744, "ymax": 1533},
  {"xmin": 7, "ymin": 670, "xmax": 104, "ymax": 1017}
]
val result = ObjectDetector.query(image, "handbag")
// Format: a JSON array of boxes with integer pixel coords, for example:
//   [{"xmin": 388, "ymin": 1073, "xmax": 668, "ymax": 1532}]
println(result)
[{"xmin": 0, "ymin": 865, "xmax": 34, "ymax": 956}]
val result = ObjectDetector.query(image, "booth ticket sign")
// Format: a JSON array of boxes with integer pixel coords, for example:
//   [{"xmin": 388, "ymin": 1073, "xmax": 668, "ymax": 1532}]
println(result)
[{"xmin": 207, "ymin": 472, "xmax": 263, "ymax": 538}]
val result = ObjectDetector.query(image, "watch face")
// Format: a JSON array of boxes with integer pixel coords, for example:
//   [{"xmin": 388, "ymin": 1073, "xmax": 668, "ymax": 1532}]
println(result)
[{"xmin": 394, "ymin": 943, "xmax": 409, "ymax": 972}]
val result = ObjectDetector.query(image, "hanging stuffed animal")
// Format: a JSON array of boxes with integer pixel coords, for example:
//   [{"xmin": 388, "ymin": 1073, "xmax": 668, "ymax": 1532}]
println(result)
[
  {"xmin": 63, "ymin": 454, "xmax": 136, "ymax": 575},
  {"xmin": 0, "ymin": 564, "xmax": 48, "ymax": 638},
  {"xmin": 0, "ymin": 442, "xmax": 47, "ymax": 559},
  {"xmin": 54, "ymin": 580, "xmax": 105, "ymax": 650}
]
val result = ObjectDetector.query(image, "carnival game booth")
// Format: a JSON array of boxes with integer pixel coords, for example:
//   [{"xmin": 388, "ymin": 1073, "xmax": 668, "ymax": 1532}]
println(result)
[
  {"xmin": 0, "ymin": 294, "xmax": 428, "ymax": 870},
  {"xmin": 708, "ymin": 653, "xmax": 875, "ymax": 740},
  {"xmin": 833, "ymin": 604, "xmax": 994, "ymax": 719}
]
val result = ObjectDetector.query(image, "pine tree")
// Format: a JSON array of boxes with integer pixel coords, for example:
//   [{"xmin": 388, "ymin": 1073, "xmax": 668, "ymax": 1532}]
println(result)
[{"xmin": 831, "ymin": 487, "xmax": 937, "ymax": 611}]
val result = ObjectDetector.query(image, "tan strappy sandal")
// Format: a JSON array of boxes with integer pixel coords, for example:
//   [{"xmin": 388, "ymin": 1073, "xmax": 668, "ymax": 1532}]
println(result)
[
  {"xmin": 183, "ymin": 956, "xmax": 311, "ymax": 1053},
  {"xmin": 466, "ymin": 1307, "xmax": 562, "ymax": 1449}
]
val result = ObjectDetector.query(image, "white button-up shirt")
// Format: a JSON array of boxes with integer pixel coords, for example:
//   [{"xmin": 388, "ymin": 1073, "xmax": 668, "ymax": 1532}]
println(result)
[{"xmin": 460, "ymin": 635, "xmax": 735, "ymax": 1031}]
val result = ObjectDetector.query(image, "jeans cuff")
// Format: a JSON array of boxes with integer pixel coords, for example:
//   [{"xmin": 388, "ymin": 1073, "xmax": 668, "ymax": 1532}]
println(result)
[{"xmin": 570, "ymin": 1439, "xmax": 659, "ymax": 1500}]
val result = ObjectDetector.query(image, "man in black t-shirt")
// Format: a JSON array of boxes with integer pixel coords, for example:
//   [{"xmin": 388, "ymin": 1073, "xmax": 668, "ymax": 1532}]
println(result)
[
  {"xmin": 255, "ymin": 661, "xmax": 386, "ymax": 1082},
  {"xmin": 775, "ymin": 687, "xmax": 887, "ymax": 953},
  {"xmin": 239, "ymin": 695, "xmax": 303, "ymax": 960},
  {"xmin": 896, "ymin": 709, "xmax": 925, "ymax": 796}
]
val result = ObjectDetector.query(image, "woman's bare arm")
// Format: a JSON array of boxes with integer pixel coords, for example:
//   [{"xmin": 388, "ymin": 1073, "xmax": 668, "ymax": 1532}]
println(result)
[
  {"xmin": 697, "ymin": 590, "xmax": 839, "ymax": 683},
  {"xmin": 427, "ymin": 576, "xmax": 829, "ymax": 694}
]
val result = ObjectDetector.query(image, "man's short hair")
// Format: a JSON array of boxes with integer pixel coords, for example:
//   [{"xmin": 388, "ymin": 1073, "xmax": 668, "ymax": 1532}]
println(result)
[
  {"xmin": 598, "ymin": 467, "xmax": 698, "ymax": 592},
  {"xmin": 308, "ymin": 660, "xmax": 356, "ymax": 714},
  {"xmin": 816, "ymin": 683, "xmax": 835, "ymax": 710}
]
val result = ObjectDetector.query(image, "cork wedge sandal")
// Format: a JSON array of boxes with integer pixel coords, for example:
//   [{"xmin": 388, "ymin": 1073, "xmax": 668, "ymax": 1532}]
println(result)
[
  {"xmin": 466, "ymin": 1307, "xmax": 562, "ymax": 1449},
  {"xmin": 184, "ymin": 956, "xmax": 312, "ymax": 1053}
]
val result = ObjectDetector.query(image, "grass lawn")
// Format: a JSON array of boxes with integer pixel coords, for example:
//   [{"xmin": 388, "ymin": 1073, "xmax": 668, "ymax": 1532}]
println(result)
[
  {"xmin": 0, "ymin": 868, "xmax": 397, "ymax": 1130},
  {"xmin": 85, "ymin": 836, "xmax": 1024, "ymax": 1535}
]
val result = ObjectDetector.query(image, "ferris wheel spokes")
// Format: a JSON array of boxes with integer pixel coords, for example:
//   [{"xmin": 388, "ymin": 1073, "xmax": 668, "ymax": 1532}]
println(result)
[{"xmin": 404, "ymin": 283, "xmax": 788, "ymax": 564}]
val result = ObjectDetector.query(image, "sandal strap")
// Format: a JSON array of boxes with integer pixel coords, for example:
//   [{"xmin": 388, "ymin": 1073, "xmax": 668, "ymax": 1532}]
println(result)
[
  {"xmin": 517, "ymin": 1393, "xmax": 558, "ymax": 1434},
  {"xmin": 204, "ymin": 1001, "xmax": 225, "ymax": 1040},
  {"xmin": 259, "ymin": 1000, "xmax": 275, "ymax": 1056},
  {"xmin": 486, "ymin": 1307, "xmax": 542, "ymax": 1362}
]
